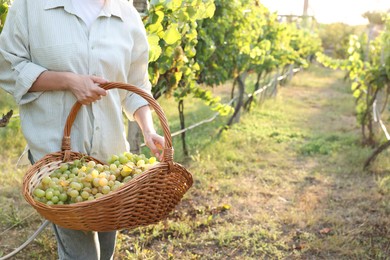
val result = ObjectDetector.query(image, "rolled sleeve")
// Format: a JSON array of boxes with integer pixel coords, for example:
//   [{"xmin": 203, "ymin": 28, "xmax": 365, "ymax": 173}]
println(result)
[
  {"xmin": 122, "ymin": 80, "xmax": 151, "ymax": 121},
  {"xmin": 0, "ymin": 0, "xmax": 47, "ymax": 105},
  {"xmin": 15, "ymin": 62, "xmax": 47, "ymax": 104}
]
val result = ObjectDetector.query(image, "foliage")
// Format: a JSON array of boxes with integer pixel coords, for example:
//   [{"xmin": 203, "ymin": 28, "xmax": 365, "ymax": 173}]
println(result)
[
  {"xmin": 316, "ymin": 16, "xmax": 390, "ymax": 146},
  {"xmin": 145, "ymin": 0, "xmax": 321, "ymax": 119},
  {"xmin": 0, "ymin": 0, "xmax": 8, "ymax": 33},
  {"xmin": 317, "ymin": 23, "xmax": 365, "ymax": 59},
  {"xmin": 363, "ymin": 10, "xmax": 388, "ymax": 25}
]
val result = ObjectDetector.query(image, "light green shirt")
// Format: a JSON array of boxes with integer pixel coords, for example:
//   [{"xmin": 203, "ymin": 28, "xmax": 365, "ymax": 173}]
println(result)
[{"xmin": 0, "ymin": 0, "xmax": 151, "ymax": 162}]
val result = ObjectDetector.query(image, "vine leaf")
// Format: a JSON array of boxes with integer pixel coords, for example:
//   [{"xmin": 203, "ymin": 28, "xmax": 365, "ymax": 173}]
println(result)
[{"xmin": 0, "ymin": 110, "xmax": 13, "ymax": 127}]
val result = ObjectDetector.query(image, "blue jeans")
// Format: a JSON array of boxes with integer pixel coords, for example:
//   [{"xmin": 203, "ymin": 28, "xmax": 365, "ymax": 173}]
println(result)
[
  {"xmin": 28, "ymin": 151, "xmax": 117, "ymax": 260},
  {"xmin": 52, "ymin": 224, "xmax": 117, "ymax": 260}
]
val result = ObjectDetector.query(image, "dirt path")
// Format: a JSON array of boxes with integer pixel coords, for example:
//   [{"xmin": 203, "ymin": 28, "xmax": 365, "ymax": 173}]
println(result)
[
  {"xmin": 237, "ymin": 66, "xmax": 390, "ymax": 258},
  {"xmin": 190, "ymin": 65, "xmax": 390, "ymax": 259}
]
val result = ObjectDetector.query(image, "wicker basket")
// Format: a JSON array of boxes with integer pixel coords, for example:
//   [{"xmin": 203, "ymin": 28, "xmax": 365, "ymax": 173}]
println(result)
[{"xmin": 22, "ymin": 82, "xmax": 193, "ymax": 232}]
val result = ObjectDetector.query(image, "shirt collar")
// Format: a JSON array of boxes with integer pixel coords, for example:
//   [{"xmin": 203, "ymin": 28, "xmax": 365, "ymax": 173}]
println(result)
[
  {"xmin": 101, "ymin": 0, "xmax": 123, "ymax": 21},
  {"xmin": 44, "ymin": 0, "xmax": 124, "ymax": 21},
  {"xmin": 44, "ymin": 0, "xmax": 74, "ymax": 14}
]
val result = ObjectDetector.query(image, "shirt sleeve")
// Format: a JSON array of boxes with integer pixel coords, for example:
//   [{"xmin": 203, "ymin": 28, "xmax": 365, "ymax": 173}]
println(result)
[
  {"xmin": 122, "ymin": 8, "xmax": 152, "ymax": 121},
  {"xmin": 0, "ymin": 0, "xmax": 47, "ymax": 105}
]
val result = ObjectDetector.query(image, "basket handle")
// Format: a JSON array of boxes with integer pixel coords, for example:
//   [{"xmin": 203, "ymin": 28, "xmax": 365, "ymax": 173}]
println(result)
[{"xmin": 61, "ymin": 82, "xmax": 173, "ymax": 164}]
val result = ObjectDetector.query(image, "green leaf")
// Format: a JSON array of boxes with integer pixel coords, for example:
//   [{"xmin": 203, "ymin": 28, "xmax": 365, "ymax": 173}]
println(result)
[
  {"xmin": 204, "ymin": 2, "xmax": 216, "ymax": 18},
  {"xmin": 163, "ymin": 25, "xmax": 181, "ymax": 45},
  {"xmin": 148, "ymin": 34, "xmax": 162, "ymax": 62}
]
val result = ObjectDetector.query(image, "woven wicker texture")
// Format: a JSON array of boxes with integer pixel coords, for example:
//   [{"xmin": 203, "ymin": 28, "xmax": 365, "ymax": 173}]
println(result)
[{"xmin": 22, "ymin": 82, "xmax": 193, "ymax": 232}]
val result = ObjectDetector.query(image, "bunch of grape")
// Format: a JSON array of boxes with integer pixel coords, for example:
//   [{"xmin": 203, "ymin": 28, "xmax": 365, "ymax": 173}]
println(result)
[{"xmin": 32, "ymin": 152, "xmax": 157, "ymax": 205}]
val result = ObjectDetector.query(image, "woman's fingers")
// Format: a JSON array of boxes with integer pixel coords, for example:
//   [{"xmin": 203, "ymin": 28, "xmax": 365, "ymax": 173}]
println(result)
[{"xmin": 70, "ymin": 74, "xmax": 108, "ymax": 104}]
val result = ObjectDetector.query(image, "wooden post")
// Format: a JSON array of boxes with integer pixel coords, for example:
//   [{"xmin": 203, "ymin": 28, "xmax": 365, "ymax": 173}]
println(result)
[
  {"xmin": 302, "ymin": 0, "xmax": 309, "ymax": 28},
  {"xmin": 270, "ymin": 69, "xmax": 280, "ymax": 97},
  {"xmin": 287, "ymin": 64, "xmax": 294, "ymax": 82},
  {"xmin": 133, "ymin": 0, "xmax": 149, "ymax": 14}
]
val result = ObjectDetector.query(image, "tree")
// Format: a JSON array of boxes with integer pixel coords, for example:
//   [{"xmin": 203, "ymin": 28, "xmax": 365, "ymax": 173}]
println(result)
[{"xmin": 362, "ymin": 11, "xmax": 386, "ymax": 25}]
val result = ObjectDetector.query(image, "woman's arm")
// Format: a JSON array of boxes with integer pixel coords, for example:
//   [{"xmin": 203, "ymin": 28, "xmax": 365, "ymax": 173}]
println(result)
[
  {"xmin": 134, "ymin": 105, "xmax": 164, "ymax": 160},
  {"xmin": 30, "ymin": 71, "xmax": 108, "ymax": 105}
]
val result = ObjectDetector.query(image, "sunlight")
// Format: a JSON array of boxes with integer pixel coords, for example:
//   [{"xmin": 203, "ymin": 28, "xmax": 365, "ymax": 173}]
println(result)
[{"xmin": 260, "ymin": 0, "xmax": 390, "ymax": 25}]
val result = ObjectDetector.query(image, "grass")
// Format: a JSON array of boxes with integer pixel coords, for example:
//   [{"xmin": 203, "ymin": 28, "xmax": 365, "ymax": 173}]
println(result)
[{"xmin": 1, "ymin": 64, "xmax": 390, "ymax": 259}]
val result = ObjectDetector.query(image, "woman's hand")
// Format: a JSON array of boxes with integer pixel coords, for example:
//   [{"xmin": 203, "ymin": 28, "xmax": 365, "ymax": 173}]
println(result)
[
  {"xmin": 67, "ymin": 74, "xmax": 108, "ymax": 105},
  {"xmin": 134, "ymin": 105, "xmax": 165, "ymax": 161},
  {"xmin": 30, "ymin": 71, "xmax": 108, "ymax": 105},
  {"xmin": 143, "ymin": 131, "xmax": 164, "ymax": 161}
]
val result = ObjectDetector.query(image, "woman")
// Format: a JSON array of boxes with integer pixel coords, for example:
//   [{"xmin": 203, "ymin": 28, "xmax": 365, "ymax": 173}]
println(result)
[{"xmin": 0, "ymin": 0, "xmax": 163, "ymax": 259}]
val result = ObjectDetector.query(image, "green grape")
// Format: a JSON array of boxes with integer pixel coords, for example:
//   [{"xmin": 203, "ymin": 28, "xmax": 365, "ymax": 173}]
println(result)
[
  {"xmin": 98, "ymin": 172, "xmax": 107, "ymax": 179},
  {"xmin": 101, "ymin": 185, "xmax": 111, "ymax": 194},
  {"xmin": 96, "ymin": 164, "xmax": 104, "ymax": 172},
  {"xmin": 56, "ymin": 186, "xmax": 64, "ymax": 192},
  {"xmin": 92, "ymin": 178, "xmax": 100, "ymax": 187},
  {"xmin": 111, "ymin": 185, "xmax": 120, "ymax": 191},
  {"xmin": 91, "ymin": 170, "xmax": 99, "ymax": 178},
  {"xmin": 109, "ymin": 154, "xmax": 119, "ymax": 164},
  {"xmin": 83, "ymin": 187, "xmax": 92, "ymax": 193},
  {"xmin": 149, "ymin": 157, "xmax": 157, "ymax": 164},
  {"xmin": 137, "ymin": 160, "xmax": 145, "ymax": 167},
  {"xmin": 59, "ymin": 163, "xmax": 69, "ymax": 172},
  {"xmin": 81, "ymin": 191, "xmax": 90, "ymax": 200},
  {"xmin": 123, "ymin": 176, "xmax": 132, "ymax": 183},
  {"xmin": 33, "ymin": 188, "xmax": 45, "ymax": 198},
  {"xmin": 59, "ymin": 180, "xmax": 69, "ymax": 187},
  {"xmin": 45, "ymin": 191, "xmax": 53, "ymax": 200},
  {"xmin": 41, "ymin": 176, "xmax": 51, "ymax": 185},
  {"xmin": 70, "ymin": 182, "xmax": 82, "ymax": 191},
  {"xmin": 85, "ymin": 174, "xmax": 93, "ymax": 182},
  {"xmin": 71, "ymin": 168, "xmax": 79, "ymax": 175},
  {"xmin": 69, "ymin": 189, "xmax": 79, "ymax": 198},
  {"xmin": 119, "ymin": 155, "xmax": 128, "ymax": 164},
  {"xmin": 109, "ymin": 164, "xmax": 117, "ymax": 171},
  {"xmin": 73, "ymin": 159, "xmax": 81, "ymax": 167},
  {"xmin": 75, "ymin": 196, "xmax": 83, "ymax": 203},
  {"xmin": 59, "ymin": 193, "xmax": 68, "ymax": 202},
  {"xmin": 82, "ymin": 182, "xmax": 92, "ymax": 189},
  {"xmin": 98, "ymin": 178, "xmax": 108, "ymax": 187},
  {"xmin": 87, "ymin": 161, "xmax": 96, "ymax": 169},
  {"xmin": 51, "ymin": 196, "xmax": 59, "ymax": 204}
]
